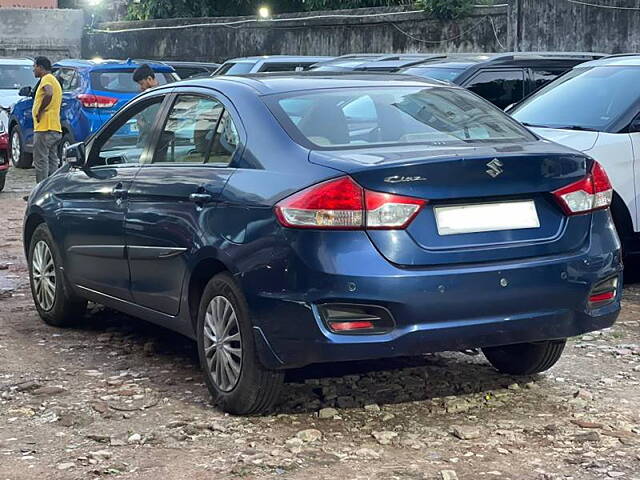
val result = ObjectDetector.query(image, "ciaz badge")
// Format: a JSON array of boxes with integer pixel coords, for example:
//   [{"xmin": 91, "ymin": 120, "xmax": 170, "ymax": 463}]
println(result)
[{"xmin": 384, "ymin": 176, "xmax": 427, "ymax": 184}]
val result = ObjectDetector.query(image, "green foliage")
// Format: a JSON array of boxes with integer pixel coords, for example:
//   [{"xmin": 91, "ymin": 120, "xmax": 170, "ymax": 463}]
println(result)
[
  {"xmin": 417, "ymin": 0, "xmax": 474, "ymax": 20},
  {"xmin": 300, "ymin": 0, "xmax": 413, "ymax": 10},
  {"xmin": 126, "ymin": 0, "xmax": 413, "ymax": 20}
]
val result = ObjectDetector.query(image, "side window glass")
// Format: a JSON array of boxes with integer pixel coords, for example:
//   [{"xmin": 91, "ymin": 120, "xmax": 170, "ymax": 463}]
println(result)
[
  {"xmin": 92, "ymin": 98, "xmax": 164, "ymax": 166},
  {"xmin": 466, "ymin": 70, "xmax": 525, "ymax": 109},
  {"xmin": 56, "ymin": 68, "xmax": 77, "ymax": 92},
  {"xmin": 153, "ymin": 95, "xmax": 224, "ymax": 164},
  {"xmin": 532, "ymin": 69, "xmax": 566, "ymax": 90},
  {"xmin": 207, "ymin": 110, "xmax": 240, "ymax": 165}
]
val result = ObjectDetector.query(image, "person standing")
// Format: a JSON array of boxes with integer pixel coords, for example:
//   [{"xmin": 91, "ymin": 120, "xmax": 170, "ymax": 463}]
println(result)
[
  {"xmin": 132, "ymin": 64, "xmax": 159, "ymax": 92},
  {"xmin": 32, "ymin": 56, "xmax": 62, "ymax": 183}
]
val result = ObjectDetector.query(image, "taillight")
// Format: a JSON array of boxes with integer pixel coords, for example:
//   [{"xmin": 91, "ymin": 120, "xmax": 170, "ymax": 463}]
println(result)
[
  {"xmin": 274, "ymin": 176, "xmax": 426, "ymax": 230},
  {"xmin": 78, "ymin": 94, "xmax": 118, "ymax": 109},
  {"xmin": 552, "ymin": 161, "xmax": 612, "ymax": 215}
]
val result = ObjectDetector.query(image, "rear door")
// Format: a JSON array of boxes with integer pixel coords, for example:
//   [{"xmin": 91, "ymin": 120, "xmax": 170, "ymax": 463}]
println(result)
[
  {"xmin": 125, "ymin": 88, "xmax": 244, "ymax": 315},
  {"xmin": 56, "ymin": 68, "xmax": 84, "ymax": 142}
]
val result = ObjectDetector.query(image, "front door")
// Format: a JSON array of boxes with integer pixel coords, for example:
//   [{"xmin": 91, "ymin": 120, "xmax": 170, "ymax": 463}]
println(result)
[
  {"xmin": 59, "ymin": 95, "xmax": 167, "ymax": 300},
  {"xmin": 126, "ymin": 91, "xmax": 243, "ymax": 315}
]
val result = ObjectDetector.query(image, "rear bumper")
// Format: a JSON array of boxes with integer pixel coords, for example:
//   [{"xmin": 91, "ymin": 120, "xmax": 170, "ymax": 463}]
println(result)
[{"xmin": 242, "ymin": 210, "xmax": 622, "ymax": 370}]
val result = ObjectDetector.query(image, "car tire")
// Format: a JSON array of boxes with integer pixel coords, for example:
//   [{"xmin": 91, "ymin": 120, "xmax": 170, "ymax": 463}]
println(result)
[
  {"xmin": 482, "ymin": 340, "xmax": 566, "ymax": 375},
  {"xmin": 28, "ymin": 223, "xmax": 87, "ymax": 327},
  {"xmin": 10, "ymin": 126, "xmax": 32, "ymax": 169},
  {"xmin": 197, "ymin": 272, "xmax": 284, "ymax": 415},
  {"xmin": 0, "ymin": 174, "xmax": 5, "ymax": 192}
]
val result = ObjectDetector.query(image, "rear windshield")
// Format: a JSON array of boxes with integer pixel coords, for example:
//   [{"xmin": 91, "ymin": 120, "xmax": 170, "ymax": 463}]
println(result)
[
  {"xmin": 90, "ymin": 70, "xmax": 174, "ymax": 93},
  {"xmin": 0, "ymin": 64, "xmax": 35, "ymax": 89},
  {"xmin": 402, "ymin": 66, "xmax": 464, "ymax": 82},
  {"xmin": 512, "ymin": 66, "xmax": 640, "ymax": 131},
  {"xmin": 266, "ymin": 86, "xmax": 534, "ymax": 149},
  {"xmin": 215, "ymin": 62, "xmax": 255, "ymax": 76}
]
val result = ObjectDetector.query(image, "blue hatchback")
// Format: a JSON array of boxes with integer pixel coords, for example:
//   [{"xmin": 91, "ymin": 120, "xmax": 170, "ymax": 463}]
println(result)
[
  {"xmin": 23, "ymin": 73, "xmax": 622, "ymax": 414},
  {"xmin": 8, "ymin": 59, "xmax": 177, "ymax": 168}
]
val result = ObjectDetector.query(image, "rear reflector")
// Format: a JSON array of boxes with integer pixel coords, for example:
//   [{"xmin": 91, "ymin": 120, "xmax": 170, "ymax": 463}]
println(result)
[
  {"xmin": 275, "ymin": 176, "xmax": 426, "ymax": 230},
  {"xmin": 588, "ymin": 276, "xmax": 619, "ymax": 307},
  {"xmin": 589, "ymin": 291, "xmax": 615, "ymax": 303},
  {"xmin": 553, "ymin": 161, "xmax": 613, "ymax": 215},
  {"xmin": 329, "ymin": 321, "xmax": 375, "ymax": 332},
  {"xmin": 318, "ymin": 303, "xmax": 395, "ymax": 334}
]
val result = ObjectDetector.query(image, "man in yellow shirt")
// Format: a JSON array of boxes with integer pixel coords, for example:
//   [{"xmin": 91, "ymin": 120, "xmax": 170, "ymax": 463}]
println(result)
[{"xmin": 32, "ymin": 56, "xmax": 62, "ymax": 183}]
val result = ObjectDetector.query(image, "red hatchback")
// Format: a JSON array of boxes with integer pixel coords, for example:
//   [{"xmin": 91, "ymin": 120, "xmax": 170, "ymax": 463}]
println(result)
[{"xmin": 0, "ymin": 129, "xmax": 8, "ymax": 192}]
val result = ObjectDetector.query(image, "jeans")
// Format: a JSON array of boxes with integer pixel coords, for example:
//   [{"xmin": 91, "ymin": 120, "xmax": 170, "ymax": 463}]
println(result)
[{"xmin": 34, "ymin": 131, "xmax": 62, "ymax": 183}]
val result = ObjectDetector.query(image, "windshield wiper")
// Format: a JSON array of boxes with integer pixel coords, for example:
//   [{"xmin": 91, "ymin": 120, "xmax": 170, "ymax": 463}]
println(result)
[
  {"xmin": 552, "ymin": 125, "xmax": 598, "ymax": 132},
  {"xmin": 520, "ymin": 122, "xmax": 598, "ymax": 132},
  {"xmin": 520, "ymin": 122, "xmax": 549, "ymax": 128}
]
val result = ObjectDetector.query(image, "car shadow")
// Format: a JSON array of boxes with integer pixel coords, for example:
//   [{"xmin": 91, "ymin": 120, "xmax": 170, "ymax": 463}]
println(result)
[{"xmin": 75, "ymin": 306, "xmax": 535, "ymax": 416}]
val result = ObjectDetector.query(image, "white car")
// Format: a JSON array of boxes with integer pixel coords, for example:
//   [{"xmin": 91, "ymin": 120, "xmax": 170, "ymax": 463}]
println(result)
[
  {"xmin": 510, "ymin": 55, "xmax": 640, "ymax": 257},
  {"xmin": 0, "ymin": 58, "xmax": 35, "ymax": 165}
]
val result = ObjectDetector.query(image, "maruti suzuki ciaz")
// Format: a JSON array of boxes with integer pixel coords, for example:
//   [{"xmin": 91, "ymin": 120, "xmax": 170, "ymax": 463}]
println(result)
[{"xmin": 23, "ymin": 73, "xmax": 622, "ymax": 414}]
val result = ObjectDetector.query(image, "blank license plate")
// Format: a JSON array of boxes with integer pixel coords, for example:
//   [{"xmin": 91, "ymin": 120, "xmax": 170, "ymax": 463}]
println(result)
[{"xmin": 434, "ymin": 200, "xmax": 540, "ymax": 236}]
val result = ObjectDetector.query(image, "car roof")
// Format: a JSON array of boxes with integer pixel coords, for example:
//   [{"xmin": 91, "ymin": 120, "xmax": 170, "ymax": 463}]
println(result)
[
  {"xmin": 403, "ymin": 51, "xmax": 606, "ymax": 69},
  {"xmin": 167, "ymin": 61, "xmax": 220, "ymax": 68},
  {"xmin": 54, "ymin": 58, "xmax": 175, "ymax": 72},
  {"xmin": 223, "ymin": 55, "xmax": 333, "ymax": 64},
  {"xmin": 0, "ymin": 57, "xmax": 33, "ymax": 66},
  {"xmin": 313, "ymin": 53, "xmax": 444, "ymax": 69},
  {"xmin": 178, "ymin": 71, "xmax": 447, "ymax": 95},
  {"xmin": 574, "ymin": 54, "xmax": 640, "ymax": 68}
]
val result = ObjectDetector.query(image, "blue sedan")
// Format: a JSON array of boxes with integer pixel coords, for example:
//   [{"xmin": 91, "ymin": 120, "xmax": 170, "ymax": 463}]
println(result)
[{"xmin": 23, "ymin": 73, "xmax": 622, "ymax": 414}]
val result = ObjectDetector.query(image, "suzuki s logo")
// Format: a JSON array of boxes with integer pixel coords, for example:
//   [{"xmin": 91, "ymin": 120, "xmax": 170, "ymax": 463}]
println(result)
[
  {"xmin": 384, "ymin": 176, "xmax": 427, "ymax": 184},
  {"xmin": 486, "ymin": 158, "xmax": 504, "ymax": 178}
]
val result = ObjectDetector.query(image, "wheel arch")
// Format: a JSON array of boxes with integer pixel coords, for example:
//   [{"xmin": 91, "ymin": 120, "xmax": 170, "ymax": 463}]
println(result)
[
  {"xmin": 187, "ymin": 257, "xmax": 230, "ymax": 332},
  {"xmin": 23, "ymin": 212, "xmax": 47, "ymax": 258},
  {"xmin": 610, "ymin": 190, "xmax": 634, "ymax": 240}
]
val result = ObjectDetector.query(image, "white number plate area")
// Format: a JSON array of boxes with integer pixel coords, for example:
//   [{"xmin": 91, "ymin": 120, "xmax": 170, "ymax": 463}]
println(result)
[{"xmin": 434, "ymin": 200, "xmax": 540, "ymax": 236}]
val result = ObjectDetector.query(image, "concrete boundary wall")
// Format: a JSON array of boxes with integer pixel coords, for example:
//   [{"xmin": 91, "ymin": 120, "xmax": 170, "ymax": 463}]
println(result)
[
  {"xmin": 0, "ymin": 8, "xmax": 84, "ymax": 60},
  {"xmin": 83, "ymin": 6, "xmax": 508, "ymax": 62}
]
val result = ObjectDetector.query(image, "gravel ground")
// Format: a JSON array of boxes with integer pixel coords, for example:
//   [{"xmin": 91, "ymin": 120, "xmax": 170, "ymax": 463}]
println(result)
[{"xmin": 1, "ymin": 167, "xmax": 639, "ymax": 480}]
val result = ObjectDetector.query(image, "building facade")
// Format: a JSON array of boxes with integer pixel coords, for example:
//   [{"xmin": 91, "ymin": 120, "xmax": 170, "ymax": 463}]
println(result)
[{"xmin": 0, "ymin": 0, "xmax": 58, "ymax": 7}]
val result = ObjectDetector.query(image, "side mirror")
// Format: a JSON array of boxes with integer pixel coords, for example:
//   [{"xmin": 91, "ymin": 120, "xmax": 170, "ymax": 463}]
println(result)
[
  {"xmin": 18, "ymin": 86, "xmax": 32, "ymax": 97},
  {"xmin": 64, "ymin": 142, "xmax": 86, "ymax": 168}
]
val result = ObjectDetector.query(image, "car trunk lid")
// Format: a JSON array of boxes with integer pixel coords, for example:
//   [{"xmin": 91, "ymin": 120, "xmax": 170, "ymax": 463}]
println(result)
[{"xmin": 309, "ymin": 141, "xmax": 592, "ymax": 266}]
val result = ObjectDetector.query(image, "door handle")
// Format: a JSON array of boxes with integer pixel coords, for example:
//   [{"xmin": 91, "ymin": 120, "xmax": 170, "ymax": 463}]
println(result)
[
  {"xmin": 112, "ymin": 183, "xmax": 126, "ymax": 199},
  {"xmin": 189, "ymin": 193, "xmax": 213, "ymax": 204}
]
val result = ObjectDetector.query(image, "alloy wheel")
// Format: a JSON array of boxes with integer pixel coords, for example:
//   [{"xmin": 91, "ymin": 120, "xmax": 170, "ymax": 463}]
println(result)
[
  {"xmin": 32, "ymin": 240, "xmax": 56, "ymax": 311},
  {"xmin": 60, "ymin": 140, "xmax": 70, "ymax": 163},
  {"xmin": 11, "ymin": 131, "xmax": 21, "ymax": 167},
  {"xmin": 203, "ymin": 296, "xmax": 243, "ymax": 392}
]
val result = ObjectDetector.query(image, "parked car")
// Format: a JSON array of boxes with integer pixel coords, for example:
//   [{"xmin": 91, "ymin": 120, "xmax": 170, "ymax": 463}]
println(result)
[
  {"xmin": 9, "ymin": 58, "xmax": 179, "ymax": 168},
  {"xmin": 0, "ymin": 112, "xmax": 8, "ymax": 192},
  {"xmin": 400, "ymin": 52, "xmax": 605, "ymax": 109},
  {"xmin": 213, "ymin": 56, "xmax": 333, "ymax": 75},
  {"xmin": 0, "ymin": 58, "xmax": 35, "ymax": 190},
  {"xmin": 163, "ymin": 61, "xmax": 221, "ymax": 80},
  {"xmin": 24, "ymin": 73, "xmax": 621, "ymax": 414},
  {"xmin": 310, "ymin": 53, "xmax": 446, "ymax": 72},
  {"xmin": 510, "ymin": 54, "xmax": 640, "ymax": 259}
]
